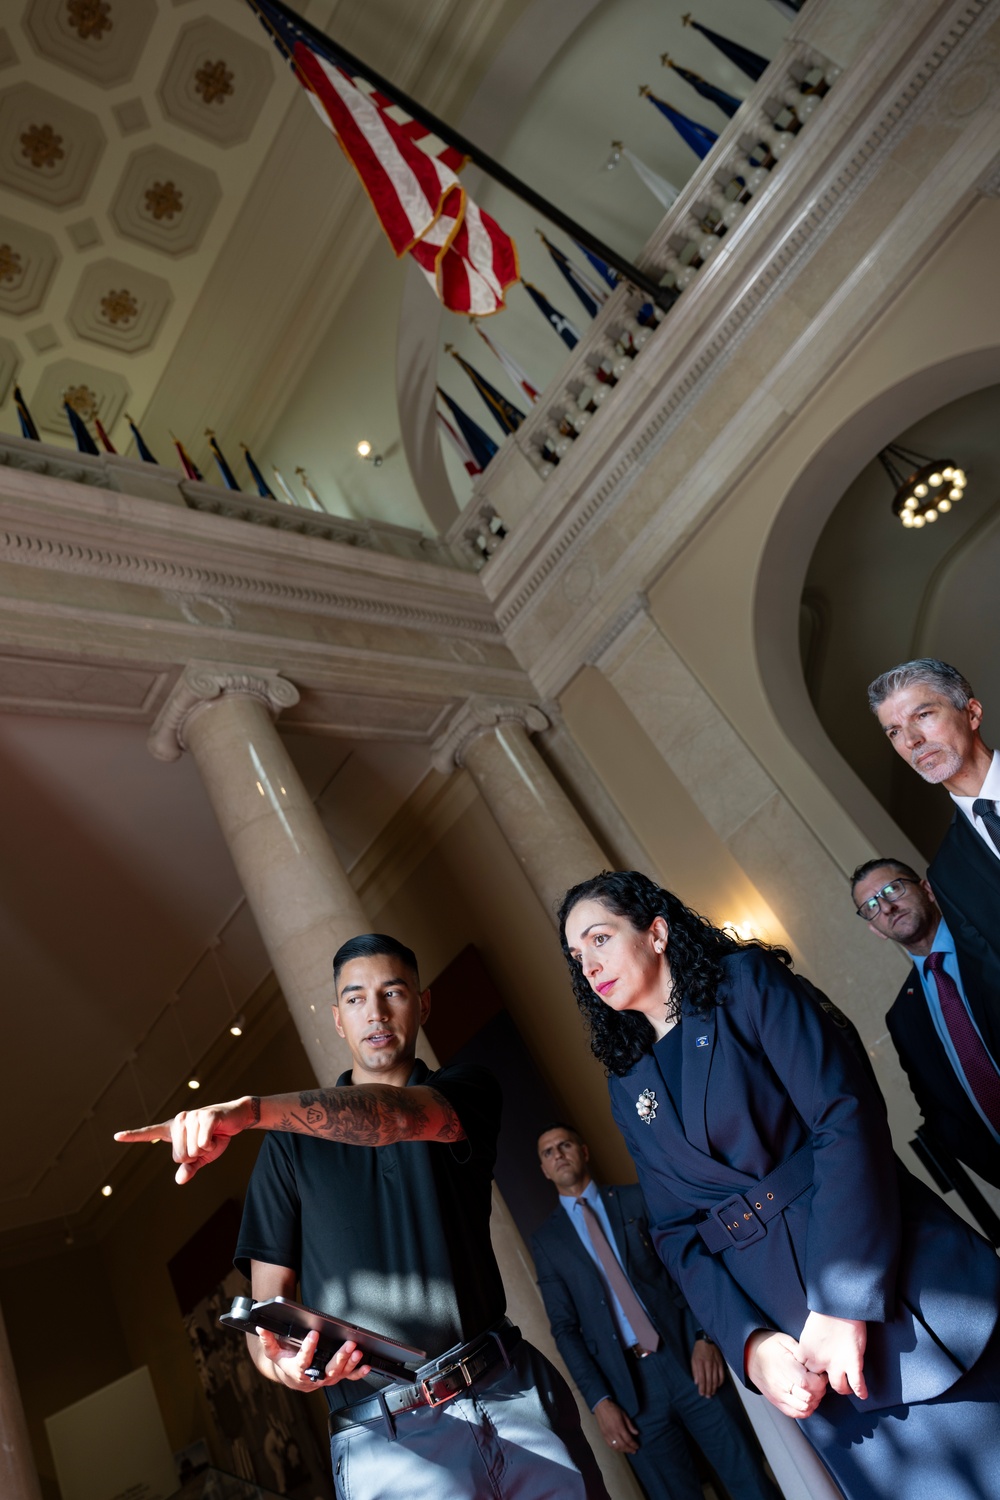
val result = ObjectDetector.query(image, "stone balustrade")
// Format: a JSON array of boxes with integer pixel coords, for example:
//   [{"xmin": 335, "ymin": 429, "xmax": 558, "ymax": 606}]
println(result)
[
  {"xmin": 447, "ymin": 14, "xmax": 841, "ymax": 567},
  {"xmin": 0, "ymin": 432, "xmax": 466, "ymax": 570}
]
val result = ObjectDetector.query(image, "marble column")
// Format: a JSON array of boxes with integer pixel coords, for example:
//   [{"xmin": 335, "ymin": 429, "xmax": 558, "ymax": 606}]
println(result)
[
  {"xmin": 432, "ymin": 699, "xmax": 608, "ymax": 922},
  {"xmin": 0, "ymin": 1302, "xmax": 42, "ymax": 1500},
  {"xmin": 149, "ymin": 661, "xmax": 366, "ymax": 1084}
]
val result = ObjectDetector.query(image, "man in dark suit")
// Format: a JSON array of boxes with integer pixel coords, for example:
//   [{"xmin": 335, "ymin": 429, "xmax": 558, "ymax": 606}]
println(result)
[
  {"xmin": 530, "ymin": 1125, "xmax": 779, "ymax": 1500},
  {"xmin": 867, "ymin": 659, "xmax": 1000, "ymax": 969},
  {"xmin": 850, "ymin": 857, "xmax": 1000, "ymax": 1188}
]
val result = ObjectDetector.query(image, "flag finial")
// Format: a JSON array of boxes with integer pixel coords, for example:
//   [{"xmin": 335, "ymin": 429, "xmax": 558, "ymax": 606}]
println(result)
[
  {"xmin": 205, "ymin": 428, "xmax": 216, "ymax": 438},
  {"xmin": 661, "ymin": 53, "xmax": 672, "ymax": 67},
  {"xmin": 682, "ymin": 12, "xmax": 693, "ymax": 26},
  {"xmin": 444, "ymin": 342, "xmax": 455, "ymax": 354},
  {"xmin": 639, "ymin": 84, "xmax": 651, "ymax": 97}
]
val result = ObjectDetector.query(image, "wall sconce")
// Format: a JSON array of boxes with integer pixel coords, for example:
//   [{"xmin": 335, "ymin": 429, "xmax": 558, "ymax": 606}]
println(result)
[
  {"xmin": 877, "ymin": 442, "xmax": 967, "ymax": 529},
  {"xmin": 356, "ymin": 439, "xmax": 383, "ymax": 467}
]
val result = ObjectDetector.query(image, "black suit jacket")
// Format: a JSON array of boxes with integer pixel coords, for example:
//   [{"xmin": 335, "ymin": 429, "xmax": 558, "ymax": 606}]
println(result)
[
  {"xmin": 530, "ymin": 1184, "xmax": 698, "ymax": 1417},
  {"xmin": 928, "ymin": 813, "xmax": 1000, "ymax": 1060},
  {"xmin": 886, "ymin": 961, "xmax": 1000, "ymax": 1188}
]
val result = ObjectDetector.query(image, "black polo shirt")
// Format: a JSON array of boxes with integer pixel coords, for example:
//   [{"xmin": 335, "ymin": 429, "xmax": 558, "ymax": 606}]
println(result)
[{"xmin": 234, "ymin": 1058, "xmax": 505, "ymax": 1408}]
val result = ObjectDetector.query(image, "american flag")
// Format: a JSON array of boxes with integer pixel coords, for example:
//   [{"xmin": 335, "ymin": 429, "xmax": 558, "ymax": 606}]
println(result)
[{"xmin": 249, "ymin": 0, "xmax": 518, "ymax": 316}]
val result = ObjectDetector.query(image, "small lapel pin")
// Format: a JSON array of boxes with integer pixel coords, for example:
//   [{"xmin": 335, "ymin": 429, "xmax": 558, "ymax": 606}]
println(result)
[{"xmin": 695, "ymin": 1035, "xmax": 710, "ymax": 1048}]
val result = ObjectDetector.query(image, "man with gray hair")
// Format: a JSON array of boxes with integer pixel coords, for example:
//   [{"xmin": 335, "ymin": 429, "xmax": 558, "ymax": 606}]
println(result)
[{"xmin": 868, "ymin": 658, "xmax": 1000, "ymax": 1058}]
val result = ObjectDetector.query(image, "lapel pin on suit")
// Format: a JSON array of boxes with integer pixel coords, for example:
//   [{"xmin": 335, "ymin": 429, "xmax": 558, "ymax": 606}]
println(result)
[
  {"xmin": 636, "ymin": 1088, "xmax": 658, "ymax": 1123},
  {"xmin": 695, "ymin": 1034, "xmax": 710, "ymax": 1048}
]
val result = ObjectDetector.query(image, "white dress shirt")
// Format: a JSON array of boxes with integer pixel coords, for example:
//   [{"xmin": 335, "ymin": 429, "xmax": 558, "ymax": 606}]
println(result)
[{"xmin": 951, "ymin": 748, "xmax": 1000, "ymax": 858}]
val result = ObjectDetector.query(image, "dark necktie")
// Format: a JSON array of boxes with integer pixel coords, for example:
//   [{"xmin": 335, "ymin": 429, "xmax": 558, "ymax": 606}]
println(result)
[
  {"xmin": 575, "ymin": 1198, "xmax": 660, "ymax": 1352},
  {"xmin": 972, "ymin": 798, "xmax": 1000, "ymax": 857},
  {"xmin": 925, "ymin": 951, "xmax": 1000, "ymax": 1131}
]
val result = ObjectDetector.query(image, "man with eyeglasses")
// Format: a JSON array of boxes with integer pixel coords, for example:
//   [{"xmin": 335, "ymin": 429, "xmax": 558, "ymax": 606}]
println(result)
[{"xmin": 850, "ymin": 858, "xmax": 1000, "ymax": 1189}]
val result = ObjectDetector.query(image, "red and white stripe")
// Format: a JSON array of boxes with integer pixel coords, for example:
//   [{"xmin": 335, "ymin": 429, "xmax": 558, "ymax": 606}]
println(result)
[
  {"xmin": 473, "ymin": 321, "xmax": 540, "ymax": 402},
  {"xmin": 292, "ymin": 45, "xmax": 516, "ymax": 313}
]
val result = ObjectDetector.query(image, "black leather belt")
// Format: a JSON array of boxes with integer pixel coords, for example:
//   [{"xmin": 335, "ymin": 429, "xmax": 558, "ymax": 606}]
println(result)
[
  {"xmin": 328, "ymin": 1320, "xmax": 521, "ymax": 1437},
  {"xmin": 697, "ymin": 1145, "xmax": 813, "ymax": 1253}
]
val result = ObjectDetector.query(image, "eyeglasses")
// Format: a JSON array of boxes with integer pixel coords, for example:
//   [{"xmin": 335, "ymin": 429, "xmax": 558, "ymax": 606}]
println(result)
[{"xmin": 855, "ymin": 877, "xmax": 918, "ymax": 921}]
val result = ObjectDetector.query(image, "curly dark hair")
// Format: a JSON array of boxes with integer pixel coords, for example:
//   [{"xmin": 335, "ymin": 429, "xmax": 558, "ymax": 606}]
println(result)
[{"xmin": 557, "ymin": 870, "xmax": 792, "ymax": 1076}]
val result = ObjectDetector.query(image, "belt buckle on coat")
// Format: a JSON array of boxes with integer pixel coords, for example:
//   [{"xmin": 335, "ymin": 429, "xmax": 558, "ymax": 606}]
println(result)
[{"xmin": 712, "ymin": 1193, "xmax": 767, "ymax": 1248}]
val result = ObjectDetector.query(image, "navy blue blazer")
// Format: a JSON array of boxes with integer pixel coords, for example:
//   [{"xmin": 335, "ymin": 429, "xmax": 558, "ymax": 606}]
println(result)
[
  {"xmin": 531, "ymin": 1183, "xmax": 698, "ymax": 1417},
  {"xmin": 887, "ymin": 962, "xmax": 1000, "ymax": 1188},
  {"xmin": 609, "ymin": 948, "xmax": 1000, "ymax": 1414}
]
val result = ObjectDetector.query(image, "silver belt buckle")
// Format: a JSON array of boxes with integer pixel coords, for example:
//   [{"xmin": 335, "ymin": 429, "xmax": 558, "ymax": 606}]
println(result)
[{"xmin": 420, "ymin": 1358, "xmax": 472, "ymax": 1408}]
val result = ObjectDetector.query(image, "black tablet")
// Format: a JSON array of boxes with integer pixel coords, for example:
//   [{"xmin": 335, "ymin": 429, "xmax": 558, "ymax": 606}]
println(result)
[{"xmin": 219, "ymin": 1295, "xmax": 427, "ymax": 1384}]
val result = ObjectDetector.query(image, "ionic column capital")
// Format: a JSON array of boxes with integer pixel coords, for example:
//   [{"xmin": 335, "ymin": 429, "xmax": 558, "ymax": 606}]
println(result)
[
  {"xmin": 431, "ymin": 696, "xmax": 549, "ymax": 774},
  {"xmin": 148, "ymin": 660, "xmax": 301, "ymax": 762}
]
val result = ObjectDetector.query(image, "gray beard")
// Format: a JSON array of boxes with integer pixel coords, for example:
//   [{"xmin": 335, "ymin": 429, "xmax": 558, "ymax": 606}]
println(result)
[{"xmin": 912, "ymin": 744, "xmax": 962, "ymax": 784}]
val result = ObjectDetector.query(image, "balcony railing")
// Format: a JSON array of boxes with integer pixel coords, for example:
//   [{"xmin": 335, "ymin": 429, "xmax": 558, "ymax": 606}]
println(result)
[
  {"xmin": 447, "ymin": 18, "xmax": 840, "ymax": 568},
  {"xmin": 0, "ymin": 433, "xmax": 467, "ymax": 570}
]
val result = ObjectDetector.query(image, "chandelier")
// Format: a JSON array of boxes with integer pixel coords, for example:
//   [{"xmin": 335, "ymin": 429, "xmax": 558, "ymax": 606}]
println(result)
[{"xmin": 877, "ymin": 442, "xmax": 967, "ymax": 529}]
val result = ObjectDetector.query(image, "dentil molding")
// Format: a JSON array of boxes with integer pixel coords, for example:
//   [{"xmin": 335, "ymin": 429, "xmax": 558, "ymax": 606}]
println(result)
[{"xmin": 148, "ymin": 660, "xmax": 300, "ymax": 762}]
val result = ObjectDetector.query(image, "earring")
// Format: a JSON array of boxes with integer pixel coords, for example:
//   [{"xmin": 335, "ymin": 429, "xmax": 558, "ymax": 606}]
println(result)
[{"xmin": 654, "ymin": 942, "xmax": 664, "ymax": 953}]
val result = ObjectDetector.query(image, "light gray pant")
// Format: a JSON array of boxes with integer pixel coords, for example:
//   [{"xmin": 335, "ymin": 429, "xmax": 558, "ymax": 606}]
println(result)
[{"xmin": 329, "ymin": 1340, "xmax": 610, "ymax": 1499}]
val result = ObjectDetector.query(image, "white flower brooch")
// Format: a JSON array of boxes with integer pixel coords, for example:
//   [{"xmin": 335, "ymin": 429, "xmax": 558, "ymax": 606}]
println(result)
[{"xmin": 636, "ymin": 1088, "xmax": 658, "ymax": 1125}]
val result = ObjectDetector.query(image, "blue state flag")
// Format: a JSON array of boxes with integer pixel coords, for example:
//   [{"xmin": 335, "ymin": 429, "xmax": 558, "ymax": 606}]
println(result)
[
  {"xmin": 437, "ymin": 387, "xmax": 498, "ymax": 472},
  {"xmin": 641, "ymin": 88, "xmax": 719, "ymax": 160},
  {"xmin": 681, "ymin": 17, "xmax": 769, "ymax": 82},
  {"xmin": 521, "ymin": 280, "xmax": 580, "ymax": 350},
  {"xmin": 64, "ymin": 401, "xmax": 100, "ymax": 455},
  {"xmin": 663, "ymin": 58, "xmax": 743, "ymax": 118},
  {"xmin": 448, "ymin": 351, "xmax": 524, "ymax": 437}
]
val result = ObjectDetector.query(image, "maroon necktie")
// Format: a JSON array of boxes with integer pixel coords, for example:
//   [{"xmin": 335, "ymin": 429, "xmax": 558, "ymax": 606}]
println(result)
[
  {"xmin": 575, "ymin": 1198, "xmax": 660, "ymax": 1353},
  {"xmin": 925, "ymin": 951, "xmax": 1000, "ymax": 1130}
]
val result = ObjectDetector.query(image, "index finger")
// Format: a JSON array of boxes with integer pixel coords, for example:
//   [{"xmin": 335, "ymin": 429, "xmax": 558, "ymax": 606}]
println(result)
[{"xmin": 114, "ymin": 1123, "xmax": 173, "ymax": 1144}]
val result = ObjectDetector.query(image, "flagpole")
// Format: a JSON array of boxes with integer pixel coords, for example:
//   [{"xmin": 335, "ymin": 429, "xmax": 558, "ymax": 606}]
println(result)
[{"xmin": 251, "ymin": 0, "xmax": 677, "ymax": 311}]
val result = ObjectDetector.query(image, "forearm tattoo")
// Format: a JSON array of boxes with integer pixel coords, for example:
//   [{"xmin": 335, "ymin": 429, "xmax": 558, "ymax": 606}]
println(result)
[
  {"xmin": 275, "ymin": 1086, "xmax": 464, "ymax": 1145},
  {"xmin": 248, "ymin": 1096, "xmax": 261, "ymax": 1126}
]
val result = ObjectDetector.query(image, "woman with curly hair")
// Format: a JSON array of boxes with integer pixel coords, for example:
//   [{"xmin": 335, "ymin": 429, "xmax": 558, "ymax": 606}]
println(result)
[{"xmin": 558, "ymin": 870, "xmax": 1000, "ymax": 1500}]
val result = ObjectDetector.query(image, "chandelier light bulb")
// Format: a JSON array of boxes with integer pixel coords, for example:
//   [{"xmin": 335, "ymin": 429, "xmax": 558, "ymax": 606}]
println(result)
[
  {"xmin": 924, "ymin": 508, "xmax": 938, "ymax": 522},
  {"xmin": 942, "ymin": 467, "xmax": 954, "ymax": 479},
  {"xmin": 937, "ymin": 499, "xmax": 951, "ymax": 512},
  {"xmin": 914, "ymin": 483, "xmax": 928, "ymax": 497},
  {"xmin": 904, "ymin": 495, "xmax": 918, "ymax": 510},
  {"xmin": 901, "ymin": 512, "xmax": 914, "ymax": 527},
  {"xmin": 929, "ymin": 472, "xmax": 942, "ymax": 487},
  {"xmin": 949, "ymin": 487, "xmax": 962, "ymax": 500},
  {"xmin": 912, "ymin": 514, "xmax": 926, "ymax": 527},
  {"xmin": 954, "ymin": 469, "xmax": 967, "ymax": 486}
]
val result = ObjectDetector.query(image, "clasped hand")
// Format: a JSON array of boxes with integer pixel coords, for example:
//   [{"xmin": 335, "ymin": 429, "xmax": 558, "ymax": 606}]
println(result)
[
  {"xmin": 747, "ymin": 1313, "xmax": 867, "ymax": 1419},
  {"xmin": 114, "ymin": 1096, "xmax": 255, "ymax": 1183}
]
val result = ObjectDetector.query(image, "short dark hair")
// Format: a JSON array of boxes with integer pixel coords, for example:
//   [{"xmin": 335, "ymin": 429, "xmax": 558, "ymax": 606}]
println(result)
[
  {"xmin": 849, "ymin": 857, "xmax": 921, "ymax": 899},
  {"xmin": 867, "ymin": 658, "xmax": 974, "ymax": 714},
  {"xmin": 332, "ymin": 933, "xmax": 420, "ymax": 993},
  {"xmin": 537, "ymin": 1121, "xmax": 583, "ymax": 1149}
]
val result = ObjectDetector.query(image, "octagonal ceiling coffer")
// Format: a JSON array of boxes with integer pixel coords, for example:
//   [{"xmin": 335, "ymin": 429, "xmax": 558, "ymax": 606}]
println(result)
[
  {"xmin": 0, "ymin": 214, "xmax": 59, "ymax": 316},
  {"xmin": 67, "ymin": 256, "xmax": 172, "ymax": 353},
  {"xmin": 110, "ymin": 145, "xmax": 221, "ymax": 257},
  {"xmin": 157, "ymin": 18, "xmax": 274, "ymax": 147},
  {"xmin": 0, "ymin": 82, "xmax": 105, "ymax": 208},
  {"xmin": 24, "ymin": 0, "xmax": 155, "ymax": 87}
]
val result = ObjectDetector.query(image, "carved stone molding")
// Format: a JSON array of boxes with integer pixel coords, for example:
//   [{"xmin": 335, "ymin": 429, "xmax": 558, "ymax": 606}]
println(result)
[
  {"xmin": 585, "ymin": 595, "xmax": 648, "ymax": 668},
  {"xmin": 147, "ymin": 659, "xmax": 300, "ymax": 762},
  {"xmin": 0, "ymin": 516, "xmax": 501, "ymax": 640},
  {"xmin": 431, "ymin": 696, "xmax": 548, "ymax": 774},
  {"xmin": 486, "ymin": 0, "xmax": 994, "ymax": 631}
]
